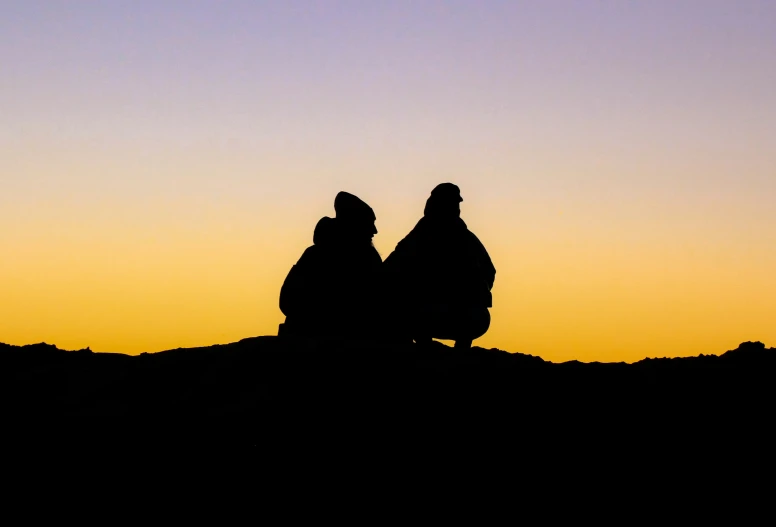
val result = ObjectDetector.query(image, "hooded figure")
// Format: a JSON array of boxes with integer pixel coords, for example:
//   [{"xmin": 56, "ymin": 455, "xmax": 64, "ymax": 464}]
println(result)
[
  {"xmin": 384, "ymin": 183, "xmax": 495, "ymax": 348},
  {"xmin": 279, "ymin": 192, "xmax": 383, "ymax": 338}
]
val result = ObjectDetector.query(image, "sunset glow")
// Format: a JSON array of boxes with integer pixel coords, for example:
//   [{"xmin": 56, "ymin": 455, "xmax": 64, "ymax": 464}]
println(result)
[{"xmin": 3, "ymin": 1, "xmax": 775, "ymax": 362}]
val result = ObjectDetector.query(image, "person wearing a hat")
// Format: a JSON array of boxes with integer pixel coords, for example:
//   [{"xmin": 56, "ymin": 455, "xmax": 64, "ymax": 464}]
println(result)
[
  {"xmin": 279, "ymin": 191, "xmax": 383, "ymax": 338},
  {"xmin": 384, "ymin": 183, "xmax": 495, "ymax": 349}
]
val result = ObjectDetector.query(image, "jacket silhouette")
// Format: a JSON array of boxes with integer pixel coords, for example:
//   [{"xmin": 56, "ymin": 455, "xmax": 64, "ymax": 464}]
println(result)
[
  {"xmin": 279, "ymin": 192, "xmax": 383, "ymax": 338},
  {"xmin": 384, "ymin": 183, "xmax": 495, "ymax": 348}
]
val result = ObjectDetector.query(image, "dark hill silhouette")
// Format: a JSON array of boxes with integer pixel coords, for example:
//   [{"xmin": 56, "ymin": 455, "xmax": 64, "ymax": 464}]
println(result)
[
  {"xmin": 3, "ymin": 338, "xmax": 774, "ymax": 454},
  {"xmin": 4, "ymin": 344, "xmax": 774, "ymax": 505}
]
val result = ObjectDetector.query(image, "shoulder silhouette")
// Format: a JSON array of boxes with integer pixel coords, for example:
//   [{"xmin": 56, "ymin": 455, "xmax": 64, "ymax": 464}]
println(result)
[
  {"xmin": 279, "ymin": 192, "xmax": 383, "ymax": 339},
  {"xmin": 384, "ymin": 183, "xmax": 495, "ymax": 348}
]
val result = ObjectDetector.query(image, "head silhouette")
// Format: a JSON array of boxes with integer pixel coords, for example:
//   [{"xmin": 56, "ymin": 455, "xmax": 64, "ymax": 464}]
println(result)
[
  {"xmin": 313, "ymin": 216, "xmax": 336, "ymax": 246},
  {"xmin": 334, "ymin": 191, "xmax": 377, "ymax": 243},
  {"xmin": 424, "ymin": 183, "xmax": 463, "ymax": 219}
]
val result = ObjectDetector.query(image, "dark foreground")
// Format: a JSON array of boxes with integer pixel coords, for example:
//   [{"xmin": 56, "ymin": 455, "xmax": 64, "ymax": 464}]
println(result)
[
  {"xmin": 2, "ymin": 338, "xmax": 773, "ymax": 453},
  {"xmin": 4, "ymin": 338, "xmax": 771, "ymax": 511}
]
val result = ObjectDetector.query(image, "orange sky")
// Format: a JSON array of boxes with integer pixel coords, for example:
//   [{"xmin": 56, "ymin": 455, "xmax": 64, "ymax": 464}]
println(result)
[{"xmin": 2, "ymin": 2, "xmax": 775, "ymax": 362}]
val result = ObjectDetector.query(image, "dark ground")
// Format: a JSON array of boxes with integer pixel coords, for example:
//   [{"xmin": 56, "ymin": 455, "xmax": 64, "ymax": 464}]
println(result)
[
  {"xmin": 5, "ymin": 339, "xmax": 771, "ymax": 513},
  {"xmin": 3, "ymin": 343, "xmax": 775, "ymax": 511},
  {"xmin": 2, "ymin": 338, "xmax": 773, "ymax": 452}
]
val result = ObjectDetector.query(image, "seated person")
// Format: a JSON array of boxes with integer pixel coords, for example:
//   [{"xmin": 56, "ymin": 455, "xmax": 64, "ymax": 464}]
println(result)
[
  {"xmin": 279, "ymin": 192, "xmax": 382, "ymax": 339},
  {"xmin": 384, "ymin": 183, "xmax": 495, "ymax": 349}
]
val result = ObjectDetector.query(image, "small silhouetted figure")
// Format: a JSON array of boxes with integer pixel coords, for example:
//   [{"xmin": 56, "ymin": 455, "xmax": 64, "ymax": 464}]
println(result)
[
  {"xmin": 279, "ymin": 192, "xmax": 382, "ymax": 339},
  {"xmin": 384, "ymin": 183, "xmax": 495, "ymax": 349}
]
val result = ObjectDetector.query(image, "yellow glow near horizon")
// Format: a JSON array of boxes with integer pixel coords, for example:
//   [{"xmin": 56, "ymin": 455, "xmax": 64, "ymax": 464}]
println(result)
[{"xmin": 3, "ymin": 165, "xmax": 775, "ymax": 362}]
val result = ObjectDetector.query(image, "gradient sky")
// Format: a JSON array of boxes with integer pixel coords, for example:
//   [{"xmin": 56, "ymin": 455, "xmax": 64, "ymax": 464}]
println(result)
[{"xmin": 2, "ymin": 0, "xmax": 775, "ymax": 362}]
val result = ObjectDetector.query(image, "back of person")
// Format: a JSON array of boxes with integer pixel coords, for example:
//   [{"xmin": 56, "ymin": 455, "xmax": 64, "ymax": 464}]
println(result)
[
  {"xmin": 393, "ymin": 216, "xmax": 492, "ymax": 308},
  {"xmin": 279, "ymin": 192, "xmax": 383, "ymax": 339},
  {"xmin": 279, "ymin": 216, "xmax": 336, "ymax": 334}
]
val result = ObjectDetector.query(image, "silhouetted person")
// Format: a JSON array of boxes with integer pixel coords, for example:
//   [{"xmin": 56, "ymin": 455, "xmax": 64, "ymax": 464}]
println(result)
[
  {"xmin": 384, "ymin": 183, "xmax": 495, "ymax": 349},
  {"xmin": 279, "ymin": 192, "xmax": 383, "ymax": 339}
]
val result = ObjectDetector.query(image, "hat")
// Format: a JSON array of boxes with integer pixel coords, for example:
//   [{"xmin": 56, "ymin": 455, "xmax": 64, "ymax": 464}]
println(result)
[
  {"xmin": 429, "ymin": 183, "xmax": 463, "ymax": 203},
  {"xmin": 334, "ymin": 191, "xmax": 376, "ymax": 221}
]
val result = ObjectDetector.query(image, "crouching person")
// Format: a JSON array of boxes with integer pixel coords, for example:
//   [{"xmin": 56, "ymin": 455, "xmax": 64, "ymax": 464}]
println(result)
[{"xmin": 384, "ymin": 183, "xmax": 495, "ymax": 349}]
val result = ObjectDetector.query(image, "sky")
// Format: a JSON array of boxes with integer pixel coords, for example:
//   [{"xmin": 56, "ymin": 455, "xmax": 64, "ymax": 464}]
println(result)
[{"xmin": 2, "ymin": 0, "xmax": 775, "ymax": 362}]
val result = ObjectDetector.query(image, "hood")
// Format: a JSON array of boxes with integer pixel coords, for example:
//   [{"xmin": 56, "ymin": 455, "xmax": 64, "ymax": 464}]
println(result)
[{"xmin": 313, "ymin": 216, "xmax": 338, "ymax": 246}]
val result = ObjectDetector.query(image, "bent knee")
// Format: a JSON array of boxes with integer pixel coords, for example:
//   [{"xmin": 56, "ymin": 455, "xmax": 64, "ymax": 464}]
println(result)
[
  {"xmin": 428, "ymin": 307, "xmax": 490, "ymax": 341},
  {"xmin": 469, "ymin": 308, "xmax": 491, "ymax": 340}
]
